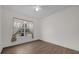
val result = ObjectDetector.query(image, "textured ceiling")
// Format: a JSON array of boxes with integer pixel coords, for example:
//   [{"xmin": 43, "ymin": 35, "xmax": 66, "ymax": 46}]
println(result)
[{"xmin": 4, "ymin": 5, "xmax": 71, "ymax": 19}]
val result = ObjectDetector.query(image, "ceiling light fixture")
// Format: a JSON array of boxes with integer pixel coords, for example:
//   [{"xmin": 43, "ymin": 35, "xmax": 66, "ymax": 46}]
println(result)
[{"xmin": 34, "ymin": 6, "xmax": 41, "ymax": 12}]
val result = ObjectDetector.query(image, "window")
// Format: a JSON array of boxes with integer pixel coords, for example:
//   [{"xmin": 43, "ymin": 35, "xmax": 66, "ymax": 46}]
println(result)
[{"xmin": 11, "ymin": 17, "xmax": 33, "ymax": 42}]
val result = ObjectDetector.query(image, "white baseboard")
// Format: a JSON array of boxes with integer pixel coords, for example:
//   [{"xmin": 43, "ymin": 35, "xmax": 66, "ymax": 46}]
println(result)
[
  {"xmin": 41, "ymin": 39, "xmax": 79, "ymax": 52},
  {"xmin": 3, "ymin": 38, "xmax": 39, "ymax": 48}
]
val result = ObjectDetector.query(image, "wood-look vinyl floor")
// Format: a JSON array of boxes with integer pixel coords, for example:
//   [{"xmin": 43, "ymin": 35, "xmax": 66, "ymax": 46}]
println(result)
[{"xmin": 1, "ymin": 40, "xmax": 79, "ymax": 54}]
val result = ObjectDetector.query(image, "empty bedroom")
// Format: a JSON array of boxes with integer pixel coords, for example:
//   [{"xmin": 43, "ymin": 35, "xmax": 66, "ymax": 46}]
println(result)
[{"xmin": 0, "ymin": 5, "xmax": 79, "ymax": 54}]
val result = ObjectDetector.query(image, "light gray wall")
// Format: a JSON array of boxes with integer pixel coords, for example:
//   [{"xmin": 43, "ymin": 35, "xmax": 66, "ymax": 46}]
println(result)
[
  {"xmin": 0, "ymin": 6, "xmax": 2, "ymax": 53},
  {"xmin": 2, "ymin": 7, "xmax": 40, "ymax": 47},
  {"xmin": 41, "ymin": 6, "xmax": 79, "ymax": 51}
]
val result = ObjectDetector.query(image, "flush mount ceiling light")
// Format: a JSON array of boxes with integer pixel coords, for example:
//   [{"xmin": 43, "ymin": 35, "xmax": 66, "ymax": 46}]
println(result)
[{"xmin": 33, "ymin": 6, "xmax": 41, "ymax": 12}]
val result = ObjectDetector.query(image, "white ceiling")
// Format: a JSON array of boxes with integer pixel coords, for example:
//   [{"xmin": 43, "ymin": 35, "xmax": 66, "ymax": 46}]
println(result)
[{"xmin": 4, "ymin": 5, "xmax": 71, "ymax": 19}]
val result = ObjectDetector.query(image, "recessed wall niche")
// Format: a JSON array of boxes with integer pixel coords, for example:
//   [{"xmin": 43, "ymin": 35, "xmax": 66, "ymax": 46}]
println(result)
[{"xmin": 11, "ymin": 17, "xmax": 33, "ymax": 42}]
